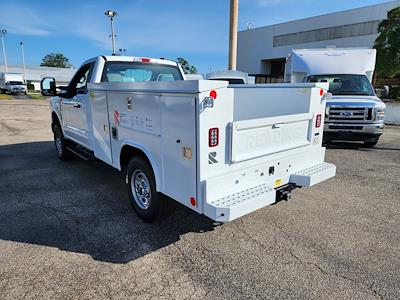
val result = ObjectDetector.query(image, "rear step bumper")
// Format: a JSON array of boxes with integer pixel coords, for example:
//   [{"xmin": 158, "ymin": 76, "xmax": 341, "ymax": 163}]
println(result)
[
  {"xmin": 204, "ymin": 162, "xmax": 336, "ymax": 222},
  {"xmin": 204, "ymin": 184, "xmax": 276, "ymax": 222},
  {"xmin": 289, "ymin": 162, "xmax": 336, "ymax": 187}
]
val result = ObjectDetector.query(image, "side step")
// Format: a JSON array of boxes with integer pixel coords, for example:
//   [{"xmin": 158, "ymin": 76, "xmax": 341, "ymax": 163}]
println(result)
[
  {"xmin": 204, "ymin": 184, "xmax": 276, "ymax": 222},
  {"xmin": 66, "ymin": 144, "xmax": 95, "ymax": 161},
  {"xmin": 290, "ymin": 162, "xmax": 336, "ymax": 187}
]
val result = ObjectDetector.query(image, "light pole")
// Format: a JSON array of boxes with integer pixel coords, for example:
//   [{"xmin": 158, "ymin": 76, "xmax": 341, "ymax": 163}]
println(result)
[
  {"xmin": 228, "ymin": 0, "xmax": 239, "ymax": 70},
  {"xmin": 0, "ymin": 29, "xmax": 8, "ymax": 73},
  {"xmin": 105, "ymin": 10, "xmax": 118, "ymax": 55},
  {"xmin": 20, "ymin": 42, "xmax": 26, "ymax": 84}
]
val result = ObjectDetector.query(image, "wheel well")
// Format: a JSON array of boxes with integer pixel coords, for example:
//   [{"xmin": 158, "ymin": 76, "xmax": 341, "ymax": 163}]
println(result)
[
  {"xmin": 120, "ymin": 145, "xmax": 152, "ymax": 171},
  {"xmin": 51, "ymin": 112, "xmax": 60, "ymax": 132}
]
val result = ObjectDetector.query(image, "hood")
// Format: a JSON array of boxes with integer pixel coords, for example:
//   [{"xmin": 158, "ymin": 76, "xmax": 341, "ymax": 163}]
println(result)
[{"xmin": 327, "ymin": 95, "xmax": 385, "ymax": 109}]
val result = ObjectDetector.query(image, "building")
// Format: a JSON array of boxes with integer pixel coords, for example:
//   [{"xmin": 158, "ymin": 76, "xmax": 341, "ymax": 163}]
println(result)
[
  {"xmin": 0, "ymin": 64, "xmax": 76, "ymax": 90},
  {"xmin": 237, "ymin": 0, "xmax": 400, "ymax": 83}
]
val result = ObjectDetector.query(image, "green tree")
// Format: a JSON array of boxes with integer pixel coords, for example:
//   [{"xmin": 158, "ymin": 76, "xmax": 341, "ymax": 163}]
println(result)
[
  {"xmin": 40, "ymin": 53, "xmax": 72, "ymax": 68},
  {"xmin": 177, "ymin": 57, "xmax": 197, "ymax": 74},
  {"xmin": 374, "ymin": 7, "xmax": 400, "ymax": 78}
]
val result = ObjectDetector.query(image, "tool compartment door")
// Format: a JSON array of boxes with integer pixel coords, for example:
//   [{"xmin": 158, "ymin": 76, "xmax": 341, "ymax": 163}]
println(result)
[{"xmin": 230, "ymin": 113, "xmax": 312, "ymax": 163}]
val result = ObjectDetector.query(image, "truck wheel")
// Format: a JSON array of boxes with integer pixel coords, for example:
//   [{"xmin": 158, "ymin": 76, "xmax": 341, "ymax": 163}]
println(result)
[
  {"xmin": 1, "ymin": 89, "xmax": 5, "ymax": 94},
  {"xmin": 364, "ymin": 140, "xmax": 379, "ymax": 147},
  {"xmin": 127, "ymin": 157, "xmax": 164, "ymax": 222},
  {"xmin": 53, "ymin": 124, "xmax": 71, "ymax": 161}
]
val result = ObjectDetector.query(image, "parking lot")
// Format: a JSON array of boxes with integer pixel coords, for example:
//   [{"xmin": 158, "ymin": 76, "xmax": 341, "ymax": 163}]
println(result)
[{"xmin": 0, "ymin": 98, "xmax": 399, "ymax": 300}]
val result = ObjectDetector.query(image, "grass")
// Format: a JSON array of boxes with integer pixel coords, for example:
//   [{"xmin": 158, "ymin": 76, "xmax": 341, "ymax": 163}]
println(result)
[
  {"xmin": 0, "ymin": 94, "xmax": 13, "ymax": 100},
  {"xmin": 28, "ymin": 93, "xmax": 48, "ymax": 100}
]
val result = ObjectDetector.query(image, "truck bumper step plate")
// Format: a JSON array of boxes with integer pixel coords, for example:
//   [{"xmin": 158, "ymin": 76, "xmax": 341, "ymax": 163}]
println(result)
[
  {"xmin": 204, "ymin": 183, "xmax": 276, "ymax": 222},
  {"xmin": 289, "ymin": 162, "xmax": 336, "ymax": 187}
]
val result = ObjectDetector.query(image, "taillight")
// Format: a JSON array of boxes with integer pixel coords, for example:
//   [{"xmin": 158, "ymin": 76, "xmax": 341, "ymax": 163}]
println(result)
[
  {"xmin": 209, "ymin": 128, "xmax": 219, "ymax": 147},
  {"xmin": 141, "ymin": 58, "xmax": 150, "ymax": 63},
  {"xmin": 315, "ymin": 114, "xmax": 322, "ymax": 128}
]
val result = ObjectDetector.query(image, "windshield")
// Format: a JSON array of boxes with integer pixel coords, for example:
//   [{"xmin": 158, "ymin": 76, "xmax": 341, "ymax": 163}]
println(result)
[
  {"xmin": 101, "ymin": 62, "xmax": 183, "ymax": 83},
  {"xmin": 8, "ymin": 81, "xmax": 24, "ymax": 85},
  {"xmin": 307, "ymin": 74, "xmax": 375, "ymax": 96}
]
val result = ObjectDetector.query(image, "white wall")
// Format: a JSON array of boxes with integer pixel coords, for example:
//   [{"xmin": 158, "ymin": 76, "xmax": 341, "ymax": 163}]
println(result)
[{"xmin": 237, "ymin": 1, "xmax": 400, "ymax": 75}]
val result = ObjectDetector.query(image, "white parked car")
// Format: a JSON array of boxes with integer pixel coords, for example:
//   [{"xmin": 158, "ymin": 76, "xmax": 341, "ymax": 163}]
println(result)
[
  {"xmin": 0, "ymin": 73, "xmax": 27, "ymax": 95},
  {"xmin": 206, "ymin": 70, "xmax": 250, "ymax": 84},
  {"xmin": 41, "ymin": 55, "xmax": 335, "ymax": 222}
]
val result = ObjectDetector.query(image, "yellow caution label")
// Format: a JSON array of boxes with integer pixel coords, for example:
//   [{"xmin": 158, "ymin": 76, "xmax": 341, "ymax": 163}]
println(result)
[{"xmin": 275, "ymin": 179, "xmax": 283, "ymax": 188}]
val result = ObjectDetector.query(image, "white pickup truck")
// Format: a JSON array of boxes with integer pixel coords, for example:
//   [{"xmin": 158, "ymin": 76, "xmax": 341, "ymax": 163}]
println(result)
[
  {"xmin": 41, "ymin": 55, "xmax": 336, "ymax": 222},
  {"xmin": 0, "ymin": 73, "xmax": 27, "ymax": 95}
]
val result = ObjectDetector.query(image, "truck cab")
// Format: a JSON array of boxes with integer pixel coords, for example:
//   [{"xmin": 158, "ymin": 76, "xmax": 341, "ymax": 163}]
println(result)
[
  {"xmin": 42, "ymin": 55, "xmax": 185, "ymax": 150},
  {"xmin": 285, "ymin": 48, "xmax": 386, "ymax": 147}
]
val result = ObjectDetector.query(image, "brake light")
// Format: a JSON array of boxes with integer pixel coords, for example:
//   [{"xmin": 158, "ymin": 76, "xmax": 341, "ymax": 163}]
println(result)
[
  {"xmin": 141, "ymin": 58, "xmax": 151, "ymax": 63},
  {"xmin": 209, "ymin": 128, "xmax": 219, "ymax": 147},
  {"xmin": 316, "ymin": 114, "xmax": 322, "ymax": 128}
]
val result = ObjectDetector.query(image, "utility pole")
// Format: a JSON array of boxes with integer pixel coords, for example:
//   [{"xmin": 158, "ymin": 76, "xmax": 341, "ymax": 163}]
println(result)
[
  {"xmin": 228, "ymin": 0, "xmax": 239, "ymax": 70},
  {"xmin": 20, "ymin": 42, "xmax": 27, "ymax": 83},
  {"xmin": 105, "ymin": 10, "xmax": 118, "ymax": 55},
  {"xmin": 0, "ymin": 29, "xmax": 8, "ymax": 73}
]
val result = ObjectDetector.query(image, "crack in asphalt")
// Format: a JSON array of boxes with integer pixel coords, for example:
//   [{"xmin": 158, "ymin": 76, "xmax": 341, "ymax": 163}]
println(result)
[
  {"xmin": 288, "ymin": 249, "xmax": 385, "ymax": 300},
  {"xmin": 0, "ymin": 121, "xmax": 21, "ymax": 136}
]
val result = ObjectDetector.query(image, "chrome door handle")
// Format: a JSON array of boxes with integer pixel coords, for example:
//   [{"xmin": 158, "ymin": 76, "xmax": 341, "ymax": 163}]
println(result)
[{"xmin": 272, "ymin": 124, "xmax": 281, "ymax": 129}]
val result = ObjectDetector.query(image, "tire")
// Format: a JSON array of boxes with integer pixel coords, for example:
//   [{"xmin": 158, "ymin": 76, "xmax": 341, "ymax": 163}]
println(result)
[
  {"xmin": 1, "ymin": 89, "xmax": 5, "ymax": 94},
  {"xmin": 364, "ymin": 140, "xmax": 379, "ymax": 147},
  {"xmin": 53, "ymin": 124, "xmax": 71, "ymax": 160},
  {"xmin": 126, "ymin": 156, "xmax": 166, "ymax": 222}
]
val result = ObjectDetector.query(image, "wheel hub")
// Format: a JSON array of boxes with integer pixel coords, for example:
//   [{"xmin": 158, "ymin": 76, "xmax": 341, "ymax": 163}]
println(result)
[{"xmin": 131, "ymin": 170, "xmax": 151, "ymax": 210}]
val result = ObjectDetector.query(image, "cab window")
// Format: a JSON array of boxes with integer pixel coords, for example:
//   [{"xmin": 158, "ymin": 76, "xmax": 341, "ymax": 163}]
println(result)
[
  {"xmin": 101, "ymin": 62, "xmax": 183, "ymax": 83},
  {"xmin": 63, "ymin": 63, "xmax": 94, "ymax": 98}
]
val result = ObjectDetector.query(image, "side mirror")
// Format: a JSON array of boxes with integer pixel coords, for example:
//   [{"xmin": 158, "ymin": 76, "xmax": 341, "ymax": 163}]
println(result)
[
  {"xmin": 381, "ymin": 85, "xmax": 390, "ymax": 98},
  {"xmin": 41, "ymin": 77, "xmax": 57, "ymax": 96}
]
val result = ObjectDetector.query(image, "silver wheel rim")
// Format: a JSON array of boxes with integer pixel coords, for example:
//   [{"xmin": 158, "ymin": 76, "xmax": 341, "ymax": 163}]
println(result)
[
  {"xmin": 55, "ymin": 132, "xmax": 62, "ymax": 155},
  {"xmin": 131, "ymin": 170, "xmax": 151, "ymax": 210}
]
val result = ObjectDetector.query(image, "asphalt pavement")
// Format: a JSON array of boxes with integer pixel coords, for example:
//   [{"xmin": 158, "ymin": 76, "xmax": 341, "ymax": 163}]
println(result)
[{"xmin": 0, "ymin": 98, "xmax": 399, "ymax": 299}]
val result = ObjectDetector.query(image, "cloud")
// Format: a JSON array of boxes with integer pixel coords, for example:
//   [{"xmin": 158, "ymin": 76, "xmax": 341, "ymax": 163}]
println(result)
[
  {"xmin": 0, "ymin": 4, "xmax": 51, "ymax": 36},
  {"xmin": 256, "ymin": 0, "xmax": 283, "ymax": 6}
]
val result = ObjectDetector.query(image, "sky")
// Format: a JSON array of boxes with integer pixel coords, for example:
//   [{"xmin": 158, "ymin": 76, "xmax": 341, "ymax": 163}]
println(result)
[{"xmin": 0, "ymin": 0, "xmax": 396, "ymax": 73}]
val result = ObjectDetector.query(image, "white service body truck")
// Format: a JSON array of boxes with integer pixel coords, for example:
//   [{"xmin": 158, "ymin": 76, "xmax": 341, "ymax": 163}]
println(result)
[
  {"xmin": 285, "ymin": 48, "xmax": 386, "ymax": 147},
  {"xmin": 42, "ymin": 55, "xmax": 336, "ymax": 222},
  {"xmin": 0, "ymin": 73, "xmax": 27, "ymax": 95}
]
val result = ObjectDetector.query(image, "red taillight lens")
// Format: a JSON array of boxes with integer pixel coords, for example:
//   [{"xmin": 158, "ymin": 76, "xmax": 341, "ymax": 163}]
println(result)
[
  {"xmin": 209, "ymin": 128, "xmax": 219, "ymax": 147},
  {"xmin": 316, "ymin": 114, "xmax": 322, "ymax": 128},
  {"xmin": 141, "ymin": 58, "xmax": 150, "ymax": 63}
]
